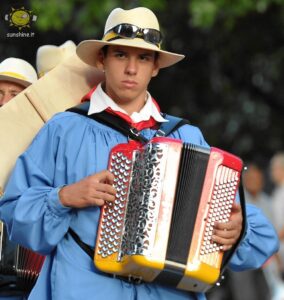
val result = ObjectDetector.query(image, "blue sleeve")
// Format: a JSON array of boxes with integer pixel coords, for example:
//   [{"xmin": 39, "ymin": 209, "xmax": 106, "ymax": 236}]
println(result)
[
  {"xmin": 229, "ymin": 203, "xmax": 279, "ymax": 270},
  {"xmin": 0, "ymin": 122, "xmax": 73, "ymax": 255}
]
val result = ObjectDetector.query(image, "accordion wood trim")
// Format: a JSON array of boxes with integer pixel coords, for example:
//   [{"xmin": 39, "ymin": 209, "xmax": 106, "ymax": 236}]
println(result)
[{"xmin": 94, "ymin": 138, "xmax": 243, "ymax": 292}]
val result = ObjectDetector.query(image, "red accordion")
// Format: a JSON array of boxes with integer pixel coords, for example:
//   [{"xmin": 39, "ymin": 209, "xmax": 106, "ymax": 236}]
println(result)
[
  {"xmin": 94, "ymin": 137, "xmax": 243, "ymax": 292},
  {"xmin": 0, "ymin": 221, "xmax": 45, "ymax": 296}
]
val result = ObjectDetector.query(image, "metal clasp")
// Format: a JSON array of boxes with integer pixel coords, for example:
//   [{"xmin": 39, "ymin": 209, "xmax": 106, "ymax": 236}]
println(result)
[
  {"xmin": 129, "ymin": 127, "xmax": 140, "ymax": 138},
  {"xmin": 155, "ymin": 129, "xmax": 166, "ymax": 137},
  {"xmin": 128, "ymin": 274, "xmax": 143, "ymax": 284},
  {"xmin": 129, "ymin": 127, "xmax": 148, "ymax": 143}
]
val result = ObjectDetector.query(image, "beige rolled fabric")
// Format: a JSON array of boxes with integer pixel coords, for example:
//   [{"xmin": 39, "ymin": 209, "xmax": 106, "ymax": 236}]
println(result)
[{"xmin": 0, "ymin": 54, "xmax": 104, "ymax": 193}]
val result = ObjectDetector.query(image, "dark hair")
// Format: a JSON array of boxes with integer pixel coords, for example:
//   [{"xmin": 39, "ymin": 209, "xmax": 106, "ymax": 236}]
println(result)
[{"xmin": 101, "ymin": 45, "xmax": 108, "ymax": 56}]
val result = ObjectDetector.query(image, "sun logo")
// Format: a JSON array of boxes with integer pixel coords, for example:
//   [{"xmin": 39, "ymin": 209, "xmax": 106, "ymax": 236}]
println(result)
[{"xmin": 5, "ymin": 7, "xmax": 37, "ymax": 30}]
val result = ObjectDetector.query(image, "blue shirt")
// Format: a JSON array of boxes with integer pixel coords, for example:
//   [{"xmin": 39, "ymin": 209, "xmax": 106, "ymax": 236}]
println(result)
[{"xmin": 0, "ymin": 111, "xmax": 279, "ymax": 300}]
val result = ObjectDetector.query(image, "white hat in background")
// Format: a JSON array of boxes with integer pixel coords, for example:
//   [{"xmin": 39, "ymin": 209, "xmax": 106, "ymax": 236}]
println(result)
[
  {"xmin": 0, "ymin": 57, "xmax": 38, "ymax": 87},
  {"xmin": 76, "ymin": 7, "xmax": 185, "ymax": 69},
  {"xmin": 36, "ymin": 40, "xmax": 77, "ymax": 77}
]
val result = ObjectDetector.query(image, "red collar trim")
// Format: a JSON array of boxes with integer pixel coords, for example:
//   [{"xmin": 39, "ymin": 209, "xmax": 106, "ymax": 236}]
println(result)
[{"xmin": 80, "ymin": 85, "xmax": 161, "ymax": 130}]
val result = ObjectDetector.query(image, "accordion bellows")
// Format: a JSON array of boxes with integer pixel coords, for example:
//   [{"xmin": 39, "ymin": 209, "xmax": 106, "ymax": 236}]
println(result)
[
  {"xmin": 94, "ymin": 137, "xmax": 243, "ymax": 292},
  {"xmin": 0, "ymin": 222, "xmax": 45, "ymax": 295}
]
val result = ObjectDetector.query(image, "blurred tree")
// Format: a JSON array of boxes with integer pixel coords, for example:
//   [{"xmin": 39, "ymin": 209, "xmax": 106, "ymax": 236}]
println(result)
[
  {"xmin": 0, "ymin": 3, "xmax": 282, "ymax": 300},
  {"xmin": 0, "ymin": 0, "xmax": 283, "ymax": 165},
  {"xmin": 189, "ymin": 0, "xmax": 284, "ymax": 28},
  {"xmin": 28, "ymin": 0, "xmax": 167, "ymax": 36},
  {"xmin": 26, "ymin": 0, "xmax": 284, "ymax": 33}
]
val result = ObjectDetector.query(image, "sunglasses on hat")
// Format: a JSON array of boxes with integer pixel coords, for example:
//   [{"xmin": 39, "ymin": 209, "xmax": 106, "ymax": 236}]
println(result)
[{"xmin": 103, "ymin": 23, "xmax": 163, "ymax": 48}]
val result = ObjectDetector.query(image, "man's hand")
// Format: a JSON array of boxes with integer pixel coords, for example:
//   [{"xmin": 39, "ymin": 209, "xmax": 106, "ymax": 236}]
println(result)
[
  {"xmin": 59, "ymin": 170, "xmax": 116, "ymax": 208},
  {"xmin": 212, "ymin": 203, "xmax": 243, "ymax": 251}
]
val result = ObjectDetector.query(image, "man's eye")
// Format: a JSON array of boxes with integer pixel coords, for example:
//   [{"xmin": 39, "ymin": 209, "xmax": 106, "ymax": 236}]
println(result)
[
  {"xmin": 115, "ymin": 52, "xmax": 125, "ymax": 58},
  {"xmin": 140, "ymin": 55, "xmax": 152, "ymax": 61}
]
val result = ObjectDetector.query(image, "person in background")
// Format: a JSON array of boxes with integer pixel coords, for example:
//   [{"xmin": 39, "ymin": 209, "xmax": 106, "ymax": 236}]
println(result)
[
  {"xmin": 208, "ymin": 162, "xmax": 276, "ymax": 300},
  {"xmin": 0, "ymin": 57, "xmax": 37, "ymax": 107},
  {"xmin": 270, "ymin": 153, "xmax": 284, "ymax": 274},
  {"xmin": 0, "ymin": 7, "xmax": 279, "ymax": 300},
  {"xmin": 243, "ymin": 163, "xmax": 273, "ymax": 220},
  {"xmin": 236, "ymin": 163, "xmax": 284, "ymax": 300},
  {"xmin": 36, "ymin": 40, "xmax": 76, "ymax": 77},
  {"xmin": 0, "ymin": 58, "xmax": 37, "ymax": 300}
]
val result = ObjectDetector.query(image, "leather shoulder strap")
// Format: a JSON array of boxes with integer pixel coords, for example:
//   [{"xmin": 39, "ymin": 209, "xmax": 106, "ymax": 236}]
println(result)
[
  {"xmin": 67, "ymin": 103, "xmax": 148, "ymax": 143},
  {"xmin": 67, "ymin": 103, "xmax": 190, "ymax": 140},
  {"xmin": 155, "ymin": 113, "xmax": 190, "ymax": 137}
]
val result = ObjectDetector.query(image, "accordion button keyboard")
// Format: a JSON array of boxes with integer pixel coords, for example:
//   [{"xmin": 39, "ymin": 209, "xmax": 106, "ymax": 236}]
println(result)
[
  {"xmin": 98, "ymin": 149, "xmax": 150, "ymax": 259},
  {"xmin": 200, "ymin": 166, "xmax": 239, "ymax": 256}
]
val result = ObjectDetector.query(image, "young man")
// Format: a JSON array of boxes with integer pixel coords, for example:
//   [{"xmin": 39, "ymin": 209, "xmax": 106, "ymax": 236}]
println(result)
[
  {"xmin": 0, "ymin": 7, "xmax": 279, "ymax": 300},
  {"xmin": 0, "ymin": 57, "xmax": 37, "ymax": 107}
]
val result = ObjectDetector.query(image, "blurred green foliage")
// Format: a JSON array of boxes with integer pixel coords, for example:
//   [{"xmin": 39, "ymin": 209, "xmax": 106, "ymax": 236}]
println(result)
[
  {"xmin": 29, "ymin": 0, "xmax": 167, "ymax": 36},
  {"xmin": 189, "ymin": 0, "xmax": 284, "ymax": 28},
  {"xmin": 29, "ymin": 0, "xmax": 284, "ymax": 34},
  {"xmin": 1, "ymin": 0, "xmax": 283, "ymax": 165}
]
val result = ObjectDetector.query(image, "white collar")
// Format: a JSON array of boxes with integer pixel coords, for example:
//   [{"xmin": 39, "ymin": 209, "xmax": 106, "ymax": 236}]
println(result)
[{"xmin": 88, "ymin": 83, "xmax": 167, "ymax": 123}]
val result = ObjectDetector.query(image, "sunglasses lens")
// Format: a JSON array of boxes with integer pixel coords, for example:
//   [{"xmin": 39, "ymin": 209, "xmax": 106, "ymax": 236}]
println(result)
[
  {"xmin": 110, "ymin": 24, "xmax": 162, "ymax": 46},
  {"xmin": 115, "ymin": 24, "xmax": 138, "ymax": 38},
  {"xmin": 143, "ymin": 29, "xmax": 162, "ymax": 45}
]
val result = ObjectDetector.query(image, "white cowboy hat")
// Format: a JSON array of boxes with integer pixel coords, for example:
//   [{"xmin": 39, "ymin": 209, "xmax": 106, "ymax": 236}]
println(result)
[
  {"xmin": 36, "ymin": 40, "xmax": 77, "ymax": 77},
  {"xmin": 76, "ymin": 7, "xmax": 185, "ymax": 69},
  {"xmin": 0, "ymin": 57, "xmax": 37, "ymax": 87}
]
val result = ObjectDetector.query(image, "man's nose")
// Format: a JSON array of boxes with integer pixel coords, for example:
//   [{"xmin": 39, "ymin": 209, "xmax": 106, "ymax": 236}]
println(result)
[{"xmin": 125, "ymin": 57, "xmax": 138, "ymax": 75}]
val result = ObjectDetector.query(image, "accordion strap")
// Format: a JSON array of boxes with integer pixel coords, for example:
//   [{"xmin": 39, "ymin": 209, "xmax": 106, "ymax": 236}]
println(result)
[
  {"xmin": 66, "ymin": 103, "xmax": 246, "ymax": 282},
  {"xmin": 67, "ymin": 102, "xmax": 190, "ymax": 142},
  {"xmin": 68, "ymin": 228, "xmax": 94, "ymax": 259},
  {"xmin": 156, "ymin": 113, "xmax": 190, "ymax": 137},
  {"xmin": 66, "ymin": 102, "xmax": 190, "ymax": 258}
]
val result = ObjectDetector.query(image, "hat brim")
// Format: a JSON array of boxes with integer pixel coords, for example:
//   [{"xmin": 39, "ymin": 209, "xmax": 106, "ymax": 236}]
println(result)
[
  {"xmin": 76, "ymin": 38, "xmax": 185, "ymax": 69},
  {"xmin": 0, "ymin": 74, "xmax": 31, "ymax": 88}
]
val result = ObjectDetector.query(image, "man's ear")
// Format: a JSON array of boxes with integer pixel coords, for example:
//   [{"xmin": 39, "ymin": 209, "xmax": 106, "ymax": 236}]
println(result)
[
  {"xmin": 96, "ymin": 50, "xmax": 105, "ymax": 71},
  {"xmin": 151, "ymin": 63, "xmax": 160, "ymax": 78}
]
